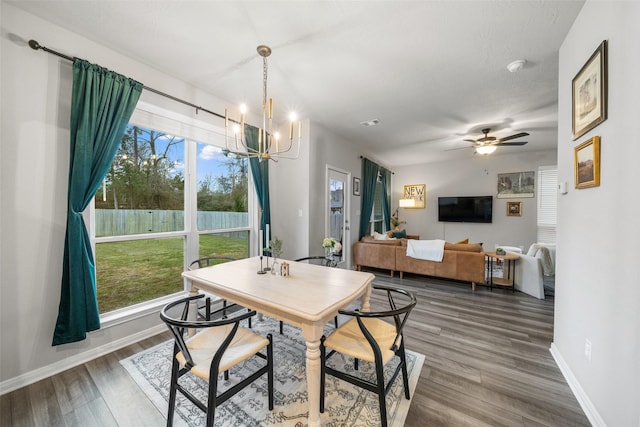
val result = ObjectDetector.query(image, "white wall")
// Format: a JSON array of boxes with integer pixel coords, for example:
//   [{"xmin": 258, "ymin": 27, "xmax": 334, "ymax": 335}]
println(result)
[
  {"xmin": 269, "ymin": 120, "xmax": 367, "ymax": 266},
  {"xmin": 0, "ymin": 4, "xmax": 234, "ymax": 388},
  {"xmin": 553, "ymin": 2, "xmax": 640, "ymax": 426},
  {"xmin": 393, "ymin": 151, "xmax": 556, "ymax": 251},
  {"xmin": 268, "ymin": 119, "xmax": 312, "ymax": 260}
]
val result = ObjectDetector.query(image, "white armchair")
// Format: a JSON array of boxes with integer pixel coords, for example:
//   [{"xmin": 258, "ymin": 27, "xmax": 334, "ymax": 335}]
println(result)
[{"xmin": 510, "ymin": 243, "xmax": 556, "ymax": 300}]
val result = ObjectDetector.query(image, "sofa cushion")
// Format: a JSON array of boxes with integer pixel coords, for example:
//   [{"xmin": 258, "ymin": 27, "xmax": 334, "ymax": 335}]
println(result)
[
  {"xmin": 391, "ymin": 229, "xmax": 407, "ymax": 239},
  {"xmin": 360, "ymin": 236, "xmax": 402, "ymax": 246},
  {"xmin": 444, "ymin": 242, "xmax": 483, "ymax": 252}
]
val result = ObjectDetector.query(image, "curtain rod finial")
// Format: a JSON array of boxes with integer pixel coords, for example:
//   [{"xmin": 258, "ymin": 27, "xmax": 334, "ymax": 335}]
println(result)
[{"xmin": 28, "ymin": 40, "xmax": 41, "ymax": 50}]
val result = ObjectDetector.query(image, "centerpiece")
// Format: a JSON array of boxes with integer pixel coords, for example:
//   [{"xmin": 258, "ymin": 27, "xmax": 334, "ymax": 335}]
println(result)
[{"xmin": 322, "ymin": 237, "xmax": 342, "ymax": 266}]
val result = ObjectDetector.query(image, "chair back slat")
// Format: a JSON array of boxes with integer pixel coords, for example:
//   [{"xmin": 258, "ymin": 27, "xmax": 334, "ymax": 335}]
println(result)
[
  {"xmin": 189, "ymin": 256, "xmax": 237, "ymax": 270},
  {"xmin": 160, "ymin": 294, "xmax": 255, "ymax": 369},
  {"xmin": 339, "ymin": 284, "xmax": 416, "ymax": 351}
]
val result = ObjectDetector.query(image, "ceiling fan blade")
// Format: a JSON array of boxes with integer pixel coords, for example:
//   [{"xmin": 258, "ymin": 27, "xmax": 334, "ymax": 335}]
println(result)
[
  {"xmin": 498, "ymin": 141, "xmax": 528, "ymax": 146},
  {"xmin": 463, "ymin": 139, "xmax": 476, "ymax": 143},
  {"xmin": 445, "ymin": 145, "xmax": 474, "ymax": 151},
  {"xmin": 498, "ymin": 132, "xmax": 529, "ymax": 142}
]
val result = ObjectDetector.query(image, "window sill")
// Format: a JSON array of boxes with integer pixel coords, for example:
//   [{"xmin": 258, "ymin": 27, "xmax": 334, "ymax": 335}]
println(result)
[{"xmin": 100, "ymin": 291, "xmax": 189, "ymax": 329}]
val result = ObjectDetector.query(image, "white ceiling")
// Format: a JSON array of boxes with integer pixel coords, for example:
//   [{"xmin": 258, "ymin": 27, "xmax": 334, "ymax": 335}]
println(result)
[{"xmin": 9, "ymin": 0, "xmax": 584, "ymax": 167}]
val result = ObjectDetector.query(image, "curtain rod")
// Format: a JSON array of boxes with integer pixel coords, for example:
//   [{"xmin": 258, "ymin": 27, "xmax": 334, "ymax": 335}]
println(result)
[{"xmin": 28, "ymin": 39, "xmax": 226, "ymax": 121}]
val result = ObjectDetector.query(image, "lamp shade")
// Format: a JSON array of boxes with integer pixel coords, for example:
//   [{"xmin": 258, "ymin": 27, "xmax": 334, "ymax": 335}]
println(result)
[
  {"xmin": 399, "ymin": 198, "xmax": 416, "ymax": 208},
  {"xmin": 475, "ymin": 145, "xmax": 497, "ymax": 155}
]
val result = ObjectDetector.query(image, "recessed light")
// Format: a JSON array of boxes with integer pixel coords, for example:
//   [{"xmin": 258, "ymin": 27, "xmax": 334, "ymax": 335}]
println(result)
[{"xmin": 360, "ymin": 119, "xmax": 381, "ymax": 127}]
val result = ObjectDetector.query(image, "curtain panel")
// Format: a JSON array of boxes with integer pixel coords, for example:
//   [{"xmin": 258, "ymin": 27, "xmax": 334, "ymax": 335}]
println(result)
[
  {"xmin": 246, "ymin": 125, "xmax": 271, "ymax": 246},
  {"xmin": 358, "ymin": 158, "xmax": 378, "ymax": 239},
  {"xmin": 358, "ymin": 158, "xmax": 392, "ymax": 239},
  {"xmin": 381, "ymin": 168, "xmax": 392, "ymax": 231},
  {"xmin": 53, "ymin": 59, "xmax": 142, "ymax": 346}
]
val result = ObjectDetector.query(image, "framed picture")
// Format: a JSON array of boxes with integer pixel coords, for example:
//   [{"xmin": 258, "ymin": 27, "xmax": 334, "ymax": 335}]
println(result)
[
  {"xmin": 572, "ymin": 40, "xmax": 607, "ymax": 140},
  {"xmin": 506, "ymin": 201, "xmax": 522, "ymax": 217},
  {"xmin": 353, "ymin": 177, "xmax": 360, "ymax": 196},
  {"xmin": 497, "ymin": 171, "xmax": 535, "ymax": 198},
  {"xmin": 574, "ymin": 136, "xmax": 601, "ymax": 189},
  {"xmin": 403, "ymin": 184, "xmax": 426, "ymax": 208}
]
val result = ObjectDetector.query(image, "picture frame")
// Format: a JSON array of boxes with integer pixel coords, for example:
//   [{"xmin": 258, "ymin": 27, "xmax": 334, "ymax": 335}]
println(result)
[
  {"xmin": 506, "ymin": 201, "xmax": 522, "ymax": 217},
  {"xmin": 353, "ymin": 177, "xmax": 360, "ymax": 196},
  {"xmin": 572, "ymin": 40, "xmax": 607, "ymax": 140},
  {"xmin": 403, "ymin": 184, "xmax": 426, "ymax": 208},
  {"xmin": 497, "ymin": 171, "xmax": 535, "ymax": 198},
  {"xmin": 574, "ymin": 136, "xmax": 601, "ymax": 189}
]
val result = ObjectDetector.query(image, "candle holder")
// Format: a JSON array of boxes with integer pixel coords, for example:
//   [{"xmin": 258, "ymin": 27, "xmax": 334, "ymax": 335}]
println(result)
[{"xmin": 257, "ymin": 256, "xmax": 267, "ymax": 274}]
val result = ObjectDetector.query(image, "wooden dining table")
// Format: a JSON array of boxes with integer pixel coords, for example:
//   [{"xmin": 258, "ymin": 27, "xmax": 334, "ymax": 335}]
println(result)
[{"xmin": 182, "ymin": 256, "xmax": 375, "ymax": 427}]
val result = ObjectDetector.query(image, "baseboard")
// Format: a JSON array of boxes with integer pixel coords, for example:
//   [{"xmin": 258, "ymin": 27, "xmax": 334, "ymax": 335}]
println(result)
[
  {"xmin": 549, "ymin": 342, "xmax": 606, "ymax": 427},
  {"xmin": 0, "ymin": 324, "xmax": 166, "ymax": 395}
]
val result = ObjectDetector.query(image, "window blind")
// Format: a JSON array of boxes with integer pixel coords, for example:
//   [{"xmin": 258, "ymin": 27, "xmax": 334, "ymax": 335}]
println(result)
[{"xmin": 537, "ymin": 166, "xmax": 557, "ymax": 243}]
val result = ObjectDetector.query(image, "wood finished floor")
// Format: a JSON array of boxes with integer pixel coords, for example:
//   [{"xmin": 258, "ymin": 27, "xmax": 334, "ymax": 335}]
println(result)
[{"xmin": 1, "ymin": 271, "xmax": 589, "ymax": 426}]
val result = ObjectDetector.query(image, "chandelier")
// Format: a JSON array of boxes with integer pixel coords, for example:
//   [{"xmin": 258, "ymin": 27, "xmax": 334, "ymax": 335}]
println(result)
[{"xmin": 224, "ymin": 45, "xmax": 301, "ymax": 162}]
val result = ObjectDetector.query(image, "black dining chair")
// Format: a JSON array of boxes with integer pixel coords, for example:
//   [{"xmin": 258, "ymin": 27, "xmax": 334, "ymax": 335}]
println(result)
[
  {"xmin": 276, "ymin": 256, "xmax": 339, "ymax": 335},
  {"xmin": 160, "ymin": 294, "xmax": 274, "ymax": 427},
  {"xmin": 319, "ymin": 284, "xmax": 417, "ymax": 427},
  {"xmin": 188, "ymin": 256, "xmax": 251, "ymax": 328}
]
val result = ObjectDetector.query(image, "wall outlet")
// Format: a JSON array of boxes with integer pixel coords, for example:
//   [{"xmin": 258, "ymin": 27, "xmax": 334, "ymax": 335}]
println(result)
[{"xmin": 584, "ymin": 339, "xmax": 592, "ymax": 362}]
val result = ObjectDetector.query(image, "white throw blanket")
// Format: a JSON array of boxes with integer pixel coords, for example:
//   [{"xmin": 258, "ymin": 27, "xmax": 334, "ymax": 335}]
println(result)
[{"xmin": 406, "ymin": 239, "xmax": 445, "ymax": 262}]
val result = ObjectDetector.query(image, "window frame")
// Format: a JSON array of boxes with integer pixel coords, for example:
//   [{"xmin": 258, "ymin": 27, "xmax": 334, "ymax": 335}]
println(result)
[{"xmin": 87, "ymin": 101, "xmax": 257, "ymax": 327}]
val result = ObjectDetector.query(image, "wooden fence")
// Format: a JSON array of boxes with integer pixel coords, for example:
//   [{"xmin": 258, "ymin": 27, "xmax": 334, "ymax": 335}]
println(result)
[{"xmin": 95, "ymin": 209, "xmax": 249, "ymax": 237}]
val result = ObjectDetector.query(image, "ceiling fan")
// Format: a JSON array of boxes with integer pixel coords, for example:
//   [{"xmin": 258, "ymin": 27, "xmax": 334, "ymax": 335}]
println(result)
[{"xmin": 460, "ymin": 128, "xmax": 529, "ymax": 154}]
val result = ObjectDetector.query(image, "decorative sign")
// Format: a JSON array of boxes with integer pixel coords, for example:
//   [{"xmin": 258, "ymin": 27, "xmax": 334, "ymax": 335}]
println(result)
[{"xmin": 403, "ymin": 184, "xmax": 426, "ymax": 208}]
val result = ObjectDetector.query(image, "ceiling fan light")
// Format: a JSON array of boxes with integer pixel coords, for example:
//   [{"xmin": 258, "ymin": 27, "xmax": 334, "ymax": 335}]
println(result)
[{"xmin": 476, "ymin": 145, "xmax": 497, "ymax": 155}]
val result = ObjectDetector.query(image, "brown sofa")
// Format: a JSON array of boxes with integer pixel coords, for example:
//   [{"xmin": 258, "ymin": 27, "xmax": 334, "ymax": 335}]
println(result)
[{"xmin": 353, "ymin": 237, "xmax": 486, "ymax": 290}]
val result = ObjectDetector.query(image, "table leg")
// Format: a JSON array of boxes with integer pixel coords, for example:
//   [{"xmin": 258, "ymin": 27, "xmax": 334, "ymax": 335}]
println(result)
[
  {"xmin": 360, "ymin": 283, "xmax": 372, "ymax": 312},
  {"xmin": 301, "ymin": 324, "xmax": 325, "ymax": 427}
]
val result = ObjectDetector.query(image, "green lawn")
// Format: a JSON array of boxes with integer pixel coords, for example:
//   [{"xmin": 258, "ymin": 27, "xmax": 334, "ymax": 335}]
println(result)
[{"xmin": 96, "ymin": 234, "xmax": 248, "ymax": 313}]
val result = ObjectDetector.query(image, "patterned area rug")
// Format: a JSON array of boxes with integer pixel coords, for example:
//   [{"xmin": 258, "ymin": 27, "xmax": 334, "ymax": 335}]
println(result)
[{"xmin": 121, "ymin": 315, "xmax": 424, "ymax": 426}]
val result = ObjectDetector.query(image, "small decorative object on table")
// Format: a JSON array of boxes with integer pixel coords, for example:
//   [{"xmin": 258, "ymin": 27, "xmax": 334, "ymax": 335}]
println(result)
[
  {"xmin": 269, "ymin": 237, "xmax": 283, "ymax": 275},
  {"xmin": 280, "ymin": 261, "xmax": 289, "ymax": 277},
  {"xmin": 496, "ymin": 247, "xmax": 506, "ymax": 255}
]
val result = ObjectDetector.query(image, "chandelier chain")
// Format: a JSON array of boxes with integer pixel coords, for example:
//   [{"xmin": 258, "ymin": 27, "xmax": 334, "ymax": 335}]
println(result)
[{"xmin": 263, "ymin": 56, "xmax": 268, "ymax": 111}]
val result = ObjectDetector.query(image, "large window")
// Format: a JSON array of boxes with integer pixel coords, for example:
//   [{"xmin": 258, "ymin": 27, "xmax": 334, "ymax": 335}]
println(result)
[{"xmin": 93, "ymin": 105, "xmax": 251, "ymax": 315}]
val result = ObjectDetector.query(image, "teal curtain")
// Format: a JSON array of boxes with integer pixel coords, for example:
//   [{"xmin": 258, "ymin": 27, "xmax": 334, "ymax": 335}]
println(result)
[
  {"xmin": 246, "ymin": 125, "xmax": 271, "ymax": 246},
  {"xmin": 53, "ymin": 59, "xmax": 142, "ymax": 346},
  {"xmin": 381, "ymin": 168, "xmax": 392, "ymax": 231},
  {"xmin": 358, "ymin": 158, "xmax": 379, "ymax": 239}
]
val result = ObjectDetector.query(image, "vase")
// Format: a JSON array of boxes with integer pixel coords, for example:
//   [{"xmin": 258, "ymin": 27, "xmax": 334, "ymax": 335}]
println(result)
[{"xmin": 271, "ymin": 258, "xmax": 280, "ymax": 275}]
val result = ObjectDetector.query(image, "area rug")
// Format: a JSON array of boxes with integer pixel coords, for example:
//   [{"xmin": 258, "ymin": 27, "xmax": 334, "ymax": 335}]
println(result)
[{"xmin": 121, "ymin": 315, "xmax": 424, "ymax": 426}]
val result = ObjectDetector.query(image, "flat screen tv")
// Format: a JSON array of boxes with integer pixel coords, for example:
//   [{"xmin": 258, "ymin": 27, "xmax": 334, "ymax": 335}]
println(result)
[{"xmin": 438, "ymin": 196, "xmax": 493, "ymax": 223}]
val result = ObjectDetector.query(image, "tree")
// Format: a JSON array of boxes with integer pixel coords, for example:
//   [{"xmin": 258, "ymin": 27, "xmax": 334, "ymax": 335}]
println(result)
[{"xmin": 95, "ymin": 125, "xmax": 184, "ymax": 210}]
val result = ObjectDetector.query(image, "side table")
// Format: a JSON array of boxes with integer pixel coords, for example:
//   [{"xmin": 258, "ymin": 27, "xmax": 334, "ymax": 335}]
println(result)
[{"xmin": 485, "ymin": 251, "xmax": 519, "ymax": 292}]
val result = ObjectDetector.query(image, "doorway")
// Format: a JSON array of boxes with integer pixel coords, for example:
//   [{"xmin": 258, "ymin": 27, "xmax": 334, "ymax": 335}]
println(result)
[{"xmin": 326, "ymin": 166, "xmax": 350, "ymax": 267}]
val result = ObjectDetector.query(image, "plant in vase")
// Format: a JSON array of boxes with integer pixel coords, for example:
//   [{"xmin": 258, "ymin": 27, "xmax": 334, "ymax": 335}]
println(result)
[
  {"xmin": 390, "ymin": 213, "xmax": 406, "ymax": 231},
  {"xmin": 322, "ymin": 237, "xmax": 342, "ymax": 266},
  {"xmin": 269, "ymin": 237, "xmax": 283, "ymax": 274}
]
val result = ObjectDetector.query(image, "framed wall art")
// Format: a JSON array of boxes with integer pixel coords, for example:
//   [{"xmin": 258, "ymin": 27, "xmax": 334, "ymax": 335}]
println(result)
[
  {"xmin": 572, "ymin": 40, "xmax": 607, "ymax": 140},
  {"xmin": 352, "ymin": 177, "xmax": 360, "ymax": 196},
  {"xmin": 506, "ymin": 201, "xmax": 522, "ymax": 217},
  {"xmin": 497, "ymin": 171, "xmax": 535, "ymax": 198},
  {"xmin": 574, "ymin": 136, "xmax": 600, "ymax": 189},
  {"xmin": 403, "ymin": 184, "xmax": 426, "ymax": 208}
]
